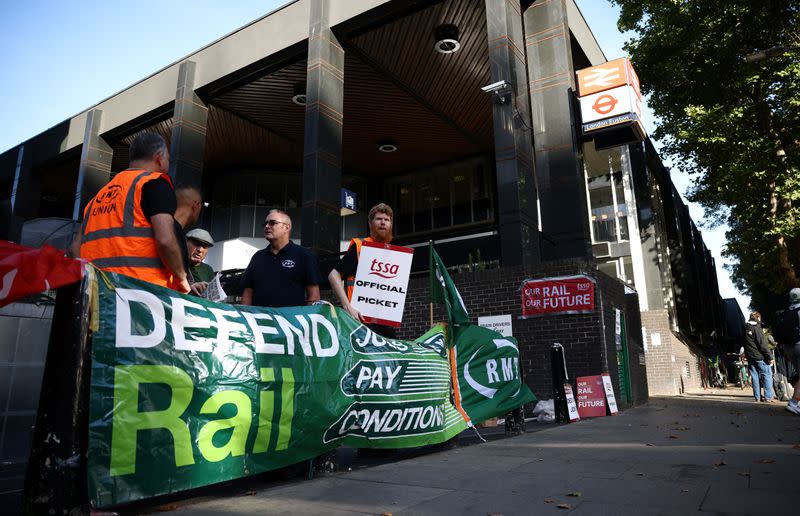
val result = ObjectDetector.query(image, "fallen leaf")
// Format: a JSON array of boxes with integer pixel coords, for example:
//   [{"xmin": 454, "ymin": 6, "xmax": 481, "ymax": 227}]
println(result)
[
  {"xmin": 156, "ymin": 504, "xmax": 178, "ymax": 512},
  {"xmin": 792, "ymin": 444, "xmax": 800, "ymax": 449},
  {"xmin": 567, "ymin": 492, "xmax": 582, "ymax": 497},
  {"xmin": 380, "ymin": 513, "xmax": 392, "ymax": 516},
  {"xmin": 714, "ymin": 460, "xmax": 727, "ymax": 467},
  {"xmin": 755, "ymin": 459, "xmax": 775, "ymax": 464},
  {"xmin": 544, "ymin": 499, "xmax": 556, "ymax": 504},
  {"xmin": 244, "ymin": 490, "xmax": 256, "ymax": 496},
  {"xmin": 557, "ymin": 504, "xmax": 571, "ymax": 510}
]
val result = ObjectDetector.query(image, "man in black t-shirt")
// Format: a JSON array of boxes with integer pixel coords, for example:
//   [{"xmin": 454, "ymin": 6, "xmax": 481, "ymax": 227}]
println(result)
[
  {"xmin": 172, "ymin": 183, "xmax": 203, "ymax": 280},
  {"xmin": 240, "ymin": 209, "xmax": 321, "ymax": 308}
]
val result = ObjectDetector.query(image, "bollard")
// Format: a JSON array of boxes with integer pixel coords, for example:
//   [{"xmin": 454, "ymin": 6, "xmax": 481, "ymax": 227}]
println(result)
[
  {"xmin": 551, "ymin": 343, "xmax": 569, "ymax": 423},
  {"xmin": 22, "ymin": 280, "xmax": 91, "ymax": 514}
]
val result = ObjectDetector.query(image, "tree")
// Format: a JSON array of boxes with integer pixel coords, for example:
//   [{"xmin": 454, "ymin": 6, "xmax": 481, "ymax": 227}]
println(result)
[{"xmin": 611, "ymin": 0, "xmax": 800, "ymax": 306}]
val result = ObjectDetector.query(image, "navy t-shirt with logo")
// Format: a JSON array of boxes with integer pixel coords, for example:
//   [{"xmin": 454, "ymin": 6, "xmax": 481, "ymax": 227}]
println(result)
[{"xmin": 240, "ymin": 241, "xmax": 322, "ymax": 308}]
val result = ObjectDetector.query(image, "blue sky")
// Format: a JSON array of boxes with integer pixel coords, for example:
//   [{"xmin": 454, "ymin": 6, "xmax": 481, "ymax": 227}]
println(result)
[{"xmin": 0, "ymin": 0, "xmax": 748, "ymax": 313}]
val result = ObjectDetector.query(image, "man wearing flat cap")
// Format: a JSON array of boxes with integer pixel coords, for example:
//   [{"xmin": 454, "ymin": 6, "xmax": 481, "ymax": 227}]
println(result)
[{"xmin": 186, "ymin": 228, "xmax": 215, "ymax": 297}]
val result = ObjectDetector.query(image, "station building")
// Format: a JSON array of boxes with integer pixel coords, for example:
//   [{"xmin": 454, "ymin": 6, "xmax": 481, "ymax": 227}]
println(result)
[{"xmin": 0, "ymin": 0, "xmax": 742, "ymax": 460}]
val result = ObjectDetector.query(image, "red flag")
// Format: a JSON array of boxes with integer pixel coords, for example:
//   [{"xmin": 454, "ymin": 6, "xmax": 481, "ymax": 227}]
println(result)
[{"xmin": 0, "ymin": 241, "xmax": 84, "ymax": 307}]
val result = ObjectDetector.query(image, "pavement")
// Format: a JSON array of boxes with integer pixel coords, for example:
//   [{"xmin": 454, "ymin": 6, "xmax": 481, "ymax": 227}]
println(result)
[{"xmin": 132, "ymin": 389, "xmax": 800, "ymax": 515}]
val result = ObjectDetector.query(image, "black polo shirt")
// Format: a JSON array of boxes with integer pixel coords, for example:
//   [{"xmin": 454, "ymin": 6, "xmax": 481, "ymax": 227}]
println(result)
[{"xmin": 241, "ymin": 241, "xmax": 322, "ymax": 308}]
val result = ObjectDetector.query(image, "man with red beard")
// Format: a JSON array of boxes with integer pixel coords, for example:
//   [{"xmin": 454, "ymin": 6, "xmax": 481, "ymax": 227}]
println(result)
[{"xmin": 329, "ymin": 203, "xmax": 397, "ymax": 338}]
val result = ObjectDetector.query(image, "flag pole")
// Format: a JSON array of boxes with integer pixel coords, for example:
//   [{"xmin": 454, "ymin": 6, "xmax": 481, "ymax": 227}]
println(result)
[{"xmin": 429, "ymin": 240, "xmax": 434, "ymax": 327}]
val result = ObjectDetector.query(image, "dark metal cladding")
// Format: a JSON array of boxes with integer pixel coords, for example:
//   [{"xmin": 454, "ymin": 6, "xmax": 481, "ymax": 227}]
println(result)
[
  {"xmin": 485, "ymin": 0, "xmax": 540, "ymax": 267},
  {"xmin": 301, "ymin": 0, "xmax": 345, "ymax": 255},
  {"xmin": 170, "ymin": 60, "xmax": 208, "ymax": 188},
  {"xmin": 524, "ymin": 0, "xmax": 592, "ymax": 260}
]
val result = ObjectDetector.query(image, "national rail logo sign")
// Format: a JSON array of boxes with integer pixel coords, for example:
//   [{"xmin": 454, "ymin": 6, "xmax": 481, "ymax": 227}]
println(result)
[
  {"xmin": 577, "ymin": 57, "xmax": 641, "ymax": 98},
  {"xmin": 576, "ymin": 57, "xmax": 645, "ymax": 140}
]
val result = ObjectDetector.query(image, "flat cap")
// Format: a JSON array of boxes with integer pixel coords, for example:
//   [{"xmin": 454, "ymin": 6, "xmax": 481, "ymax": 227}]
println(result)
[{"xmin": 186, "ymin": 228, "xmax": 214, "ymax": 247}]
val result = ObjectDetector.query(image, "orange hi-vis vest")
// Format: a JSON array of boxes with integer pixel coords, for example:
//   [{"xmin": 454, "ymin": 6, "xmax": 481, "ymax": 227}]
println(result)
[
  {"xmin": 345, "ymin": 236, "xmax": 374, "ymax": 301},
  {"xmin": 79, "ymin": 169, "xmax": 174, "ymax": 288}
]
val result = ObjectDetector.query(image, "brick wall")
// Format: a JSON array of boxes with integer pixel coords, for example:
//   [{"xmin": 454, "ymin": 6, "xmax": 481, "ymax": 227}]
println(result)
[
  {"xmin": 325, "ymin": 257, "xmax": 649, "ymax": 409},
  {"xmin": 641, "ymin": 309, "xmax": 707, "ymax": 395}
]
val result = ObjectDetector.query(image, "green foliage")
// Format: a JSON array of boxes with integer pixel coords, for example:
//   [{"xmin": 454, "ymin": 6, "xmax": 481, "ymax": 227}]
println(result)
[{"xmin": 611, "ymin": 0, "xmax": 800, "ymax": 298}]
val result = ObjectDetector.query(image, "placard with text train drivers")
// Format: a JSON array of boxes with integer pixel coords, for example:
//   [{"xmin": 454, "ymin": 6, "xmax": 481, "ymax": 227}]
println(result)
[{"xmin": 350, "ymin": 241, "xmax": 414, "ymax": 327}]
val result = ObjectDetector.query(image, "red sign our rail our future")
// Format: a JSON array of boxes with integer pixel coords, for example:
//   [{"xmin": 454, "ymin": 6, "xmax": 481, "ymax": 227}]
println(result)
[
  {"xmin": 520, "ymin": 275, "xmax": 595, "ymax": 317},
  {"xmin": 575, "ymin": 375, "xmax": 607, "ymax": 418}
]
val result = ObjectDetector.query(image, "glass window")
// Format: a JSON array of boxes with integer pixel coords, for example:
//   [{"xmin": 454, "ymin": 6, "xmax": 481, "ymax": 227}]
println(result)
[
  {"xmin": 385, "ymin": 156, "xmax": 493, "ymax": 237},
  {"xmin": 622, "ymin": 256, "xmax": 635, "ymax": 285},
  {"xmin": 414, "ymin": 178, "xmax": 432, "ymax": 232},
  {"xmin": 588, "ymin": 174, "xmax": 615, "ymax": 242},
  {"xmin": 432, "ymin": 172, "xmax": 450, "ymax": 229},
  {"xmin": 208, "ymin": 172, "xmax": 302, "ymax": 241},
  {"xmin": 395, "ymin": 181, "xmax": 413, "ymax": 235},
  {"xmin": 473, "ymin": 163, "xmax": 490, "ymax": 222},
  {"xmin": 598, "ymin": 260, "xmax": 618, "ymax": 279},
  {"xmin": 452, "ymin": 167, "xmax": 472, "ymax": 225}
]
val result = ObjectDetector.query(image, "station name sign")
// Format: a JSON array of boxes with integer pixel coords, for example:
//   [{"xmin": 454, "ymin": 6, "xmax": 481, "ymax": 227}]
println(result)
[
  {"xmin": 575, "ymin": 57, "xmax": 645, "ymax": 140},
  {"xmin": 520, "ymin": 274, "xmax": 595, "ymax": 317}
]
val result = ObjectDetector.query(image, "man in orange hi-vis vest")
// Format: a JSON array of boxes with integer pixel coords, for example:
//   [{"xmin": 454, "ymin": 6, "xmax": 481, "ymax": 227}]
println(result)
[
  {"xmin": 69, "ymin": 133, "xmax": 192, "ymax": 293},
  {"xmin": 328, "ymin": 203, "xmax": 397, "ymax": 338}
]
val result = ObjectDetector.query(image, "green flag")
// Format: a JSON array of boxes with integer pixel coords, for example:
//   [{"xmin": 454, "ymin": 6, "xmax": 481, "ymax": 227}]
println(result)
[
  {"xmin": 451, "ymin": 323, "xmax": 536, "ymax": 423},
  {"xmin": 429, "ymin": 244, "xmax": 470, "ymax": 326}
]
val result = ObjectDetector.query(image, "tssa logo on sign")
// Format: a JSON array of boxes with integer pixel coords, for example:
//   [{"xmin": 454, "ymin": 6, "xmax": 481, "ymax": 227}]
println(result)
[
  {"xmin": 369, "ymin": 259, "xmax": 400, "ymax": 278},
  {"xmin": 351, "ymin": 241, "xmax": 414, "ymax": 327}
]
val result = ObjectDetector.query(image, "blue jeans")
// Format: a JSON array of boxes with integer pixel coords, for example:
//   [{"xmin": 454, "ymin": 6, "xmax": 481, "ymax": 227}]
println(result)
[{"xmin": 748, "ymin": 360, "xmax": 774, "ymax": 401}]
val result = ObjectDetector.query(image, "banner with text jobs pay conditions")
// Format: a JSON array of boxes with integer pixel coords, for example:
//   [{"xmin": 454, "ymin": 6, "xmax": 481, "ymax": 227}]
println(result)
[{"xmin": 350, "ymin": 241, "xmax": 414, "ymax": 327}]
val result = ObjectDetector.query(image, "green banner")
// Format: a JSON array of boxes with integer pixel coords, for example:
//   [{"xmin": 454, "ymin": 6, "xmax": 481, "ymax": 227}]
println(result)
[{"xmin": 87, "ymin": 271, "xmax": 466, "ymax": 507}]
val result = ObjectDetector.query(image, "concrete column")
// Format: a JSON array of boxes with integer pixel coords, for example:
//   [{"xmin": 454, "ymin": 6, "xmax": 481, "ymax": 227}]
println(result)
[
  {"xmin": 169, "ymin": 60, "xmax": 208, "ymax": 187},
  {"xmin": 301, "ymin": 0, "xmax": 344, "ymax": 255},
  {"xmin": 629, "ymin": 142, "xmax": 669, "ymax": 311},
  {"xmin": 485, "ymin": 0, "xmax": 540, "ymax": 267},
  {"xmin": 524, "ymin": 0, "xmax": 591, "ymax": 259},
  {"xmin": 73, "ymin": 109, "xmax": 112, "ymax": 220}
]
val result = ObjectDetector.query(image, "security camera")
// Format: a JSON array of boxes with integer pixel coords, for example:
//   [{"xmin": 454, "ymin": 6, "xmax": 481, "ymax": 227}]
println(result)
[{"xmin": 481, "ymin": 80, "xmax": 510, "ymax": 93}]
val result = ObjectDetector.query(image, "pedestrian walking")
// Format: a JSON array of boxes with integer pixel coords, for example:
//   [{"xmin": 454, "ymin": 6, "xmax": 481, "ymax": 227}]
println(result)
[
  {"xmin": 772, "ymin": 288, "xmax": 800, "ymax": 415},
  {"xmin": 743, "ymin": 311, "xmax": 775, "ymax": 402}
]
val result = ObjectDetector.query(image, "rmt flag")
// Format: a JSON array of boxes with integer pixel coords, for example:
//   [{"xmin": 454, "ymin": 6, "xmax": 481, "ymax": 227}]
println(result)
[{"xmin": 429, "ymin": 245, "xmax": 469, "ymax": 327}]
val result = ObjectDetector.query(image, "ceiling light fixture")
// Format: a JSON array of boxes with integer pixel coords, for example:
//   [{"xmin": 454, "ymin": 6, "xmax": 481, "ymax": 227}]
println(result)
[
  {"xmin": 292, "ymin": 83, "xmax": 307, "ymax": 105},
  {"xmin": 377, "ymin": 140, "xmax": 398, "ymax": 153},
  {"xmin": 434, "ymin": 24, "xmax": 460, "ymax": 54}
]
